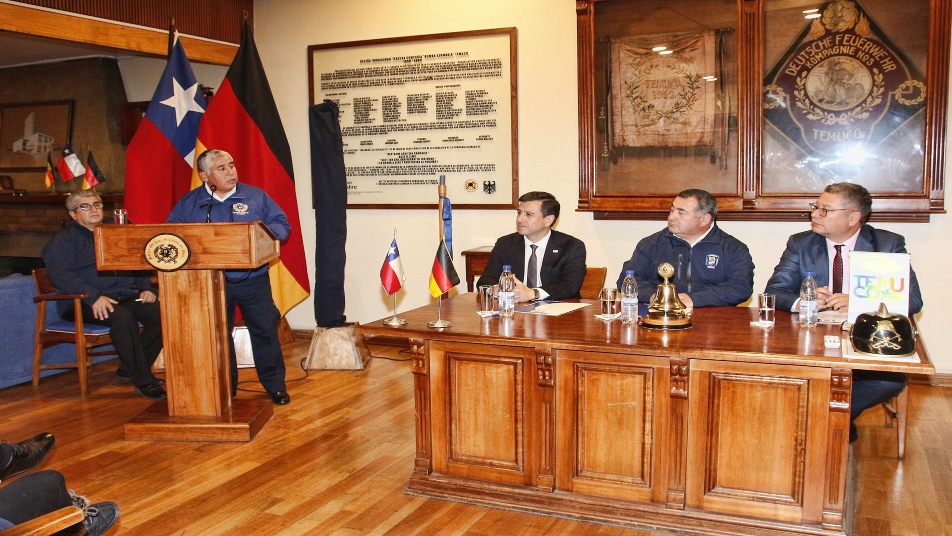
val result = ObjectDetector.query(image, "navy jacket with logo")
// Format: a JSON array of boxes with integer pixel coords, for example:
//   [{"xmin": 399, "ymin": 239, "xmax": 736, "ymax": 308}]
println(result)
[
  {"xmin": 616, "ymin": 224, "xmax": 754, "ymax": 307},
  {"xmin": 166, "ymin": 183, "xmax": 290, "ymax": 280}
]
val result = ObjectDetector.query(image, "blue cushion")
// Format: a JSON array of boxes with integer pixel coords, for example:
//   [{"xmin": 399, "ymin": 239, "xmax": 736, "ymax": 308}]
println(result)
[
  {"xmin": 45, "ymin": 319, "xmax": 112, "ymax": 335},
  {"xmin": 0, "ymin": 274, "xmax": 116, "ymax": 390}
]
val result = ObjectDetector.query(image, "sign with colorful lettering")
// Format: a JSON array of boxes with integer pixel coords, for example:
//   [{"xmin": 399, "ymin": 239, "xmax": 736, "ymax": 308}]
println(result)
[{"xmin": 847, "ymin": 251, "xmax": 911, "ymax": 322}]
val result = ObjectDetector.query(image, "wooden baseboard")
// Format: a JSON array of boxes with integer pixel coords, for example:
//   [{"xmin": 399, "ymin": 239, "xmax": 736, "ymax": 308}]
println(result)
[{"xmin": 910, "ymin": 372, "xmax": 952, "ymax": 387}]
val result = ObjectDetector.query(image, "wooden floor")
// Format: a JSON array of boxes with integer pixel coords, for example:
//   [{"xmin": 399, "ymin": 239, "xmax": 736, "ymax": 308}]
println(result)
[{"xmin": 2, "ymin": 339, "xmax": 950, "ymax": 535}]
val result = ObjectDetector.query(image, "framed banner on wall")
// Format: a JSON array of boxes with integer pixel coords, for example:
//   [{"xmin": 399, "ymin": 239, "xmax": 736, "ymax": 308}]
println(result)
[{"xmin": 309, "ymin": 28, "xmax": 517, "ymax": 209}]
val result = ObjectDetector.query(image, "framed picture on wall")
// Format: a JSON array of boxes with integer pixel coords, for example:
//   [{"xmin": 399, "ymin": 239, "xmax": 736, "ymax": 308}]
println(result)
[
  {"xmin": 0, "ymin": 100, "xmax": 74, "ymax": 172},
  {"xmin": 309, "ymin": 28, "xmax": 518, "ymax": 209}
]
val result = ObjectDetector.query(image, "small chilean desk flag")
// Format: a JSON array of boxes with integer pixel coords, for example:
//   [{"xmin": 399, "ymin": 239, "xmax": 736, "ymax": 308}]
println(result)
[
  {"xmin": 380, "ymin": 233, "xmax": 405, "ymax": 296},
  {"xmin": 428, "ymin": 240, "xmax": 460, "ymax": 297},
  {"xmin": 56, "ymin": 143, "xmax": 85, "ymax": 181}
]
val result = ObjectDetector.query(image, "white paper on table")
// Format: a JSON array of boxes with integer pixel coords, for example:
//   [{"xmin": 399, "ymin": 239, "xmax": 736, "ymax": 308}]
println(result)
[
  {"xmin": 522, "ymin": 302, "xmax": 591, "ymax": 316},
  {"xmin": 817, "ymin": 310, "xmax": 848, "ymax": 325}
]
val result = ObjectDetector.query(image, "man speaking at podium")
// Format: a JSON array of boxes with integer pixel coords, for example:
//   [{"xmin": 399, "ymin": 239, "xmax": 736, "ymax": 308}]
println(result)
[{"xmin": 167, "ymin": 149, "xmax": 292, "ymax": 405}]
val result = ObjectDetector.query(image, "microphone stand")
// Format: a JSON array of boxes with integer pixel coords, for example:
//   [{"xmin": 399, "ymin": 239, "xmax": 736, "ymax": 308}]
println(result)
[{"xmin": 205, "ymin": 184, "xmax": 217, "ymax": 223}]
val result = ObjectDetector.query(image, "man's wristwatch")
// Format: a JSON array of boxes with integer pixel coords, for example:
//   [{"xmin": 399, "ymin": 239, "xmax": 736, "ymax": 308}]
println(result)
[{"xmin": 533, "ymin": 288, "xmax": 540, "ymax": 300}]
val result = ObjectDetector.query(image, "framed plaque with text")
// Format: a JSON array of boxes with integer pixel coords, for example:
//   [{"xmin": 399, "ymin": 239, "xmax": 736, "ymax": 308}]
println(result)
[{"xmin": 309, "ymin": 28, "xmax": 518, "ymax": 209}]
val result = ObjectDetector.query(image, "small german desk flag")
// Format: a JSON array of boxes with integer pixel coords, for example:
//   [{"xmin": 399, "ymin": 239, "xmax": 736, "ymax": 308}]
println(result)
[{"xmin": 428, "ymin": 240, "xmax": 459, "ymax": 297}]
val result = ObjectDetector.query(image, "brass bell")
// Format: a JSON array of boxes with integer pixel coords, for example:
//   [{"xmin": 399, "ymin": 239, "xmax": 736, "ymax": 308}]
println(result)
[{"xmin": 640, "ymin": 262, "xmax": 692, "ymax": 330}]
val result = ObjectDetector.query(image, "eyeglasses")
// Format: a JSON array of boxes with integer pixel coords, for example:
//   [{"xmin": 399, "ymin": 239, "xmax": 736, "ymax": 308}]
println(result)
[
  {"xmin": 73, "ymin": 202, "xmax": 103, "ymax": 212},
  {"xmin": 809, "ymin": 203, "xmax": 851, "ymax": 217}
]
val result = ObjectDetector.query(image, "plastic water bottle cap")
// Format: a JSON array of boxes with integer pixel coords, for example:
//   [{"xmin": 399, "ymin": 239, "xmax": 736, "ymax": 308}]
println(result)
[
  {"xmin": 805, "ymin": 271, "xmax": 815, "ymax": 277},
  {"xmin": 625, "ymin": 270, "xmax": 634, "ymax": 276},
  {"xmin": 502, "ymin": 265, "xmax": 511, "ymax": 271}
]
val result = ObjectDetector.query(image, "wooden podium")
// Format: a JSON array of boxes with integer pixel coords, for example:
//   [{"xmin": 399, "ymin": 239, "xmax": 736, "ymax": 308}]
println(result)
[{"xmin": 94, "ymin": 222, "xmax": 278, "ymax": 442}]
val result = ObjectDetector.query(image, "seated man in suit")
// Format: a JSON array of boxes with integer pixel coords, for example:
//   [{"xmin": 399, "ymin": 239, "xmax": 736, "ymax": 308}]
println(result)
[
  {"xmin": 475, "ymin": 191, "xmax": 586, "ymax": 302},
  {"xmin": 617, "ymin": 189, "xmax": 754, "ymax": 308},
  {"xmin": 765, "ymin": 182, "xmax": 923, "ymax": 441}
]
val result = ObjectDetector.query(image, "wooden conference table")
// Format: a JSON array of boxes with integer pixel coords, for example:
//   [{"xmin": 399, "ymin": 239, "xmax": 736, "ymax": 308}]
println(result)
[{"xmin": 358, "ymin": 295, "xmax": 934, "ymax": 535}]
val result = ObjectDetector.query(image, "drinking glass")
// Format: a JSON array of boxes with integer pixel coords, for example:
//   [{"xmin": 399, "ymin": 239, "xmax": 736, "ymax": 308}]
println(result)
[
  {"xmin": 599, "ymin": 288, "xmax": 619, "ymax": 315},
  {"xmin": 758, "ymin": 293, "xmax": 776, "ymax": 326},
  {"xmin": 478, "ymin": 285, "xmax": 495, "ymax": 313}
]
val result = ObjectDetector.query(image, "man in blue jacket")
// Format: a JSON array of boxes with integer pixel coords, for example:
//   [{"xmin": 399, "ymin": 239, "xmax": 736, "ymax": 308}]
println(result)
[
  {"xmin": 765, "ymin": 182, "xmax": 922, "ymax": 441},
  {"xmin": 617, "ymin": 189, "xmax": 754, "ymax": 308},
  {"xmin": 167, "ymin": 149, "xmax": 292, "ymax": 405}
]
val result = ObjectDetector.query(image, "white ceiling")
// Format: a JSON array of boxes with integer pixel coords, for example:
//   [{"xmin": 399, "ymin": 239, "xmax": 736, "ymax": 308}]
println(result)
[{"xmin": 0, "ymin": 32, "xmax": 154, "ymax": 69}]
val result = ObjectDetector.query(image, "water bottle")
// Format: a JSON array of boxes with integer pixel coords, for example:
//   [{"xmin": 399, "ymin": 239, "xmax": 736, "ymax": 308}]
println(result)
[
  {"xmin": 620, "ymin": 270, "xmax": 638, "ymax": 324},
  {"xmin": 799, "ymin": 271, "xmax": 819, "ymax": 328},
  {"xmin": 499, "ymin": 265, "xmax": 515, "ymax": 318}
]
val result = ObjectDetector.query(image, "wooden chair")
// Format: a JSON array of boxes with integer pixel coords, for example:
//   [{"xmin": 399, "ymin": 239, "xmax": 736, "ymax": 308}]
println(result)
[
  {"xmin": 579, "ymin": 267, "xmax": 608, "ymax": 300},
  {"xmin": 32, "ymin": 268, "xmax": 116, "ymax": 396},
  {"xmin": 882, "ymin": 381, "xmax": 909, "ymax": 459},
  {"xmin": 3, "ymin": 506, "xmax": 84, "ymax": 536}
]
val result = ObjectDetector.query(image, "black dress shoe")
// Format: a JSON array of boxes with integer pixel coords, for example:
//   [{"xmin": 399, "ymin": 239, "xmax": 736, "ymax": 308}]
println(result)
[
  {"xmin": 117, "ymin": 374, "xmax": 164, "ymax": 386},
  {"xmin": 0, "ymin": 432, "xmax": 56, "ymax": 483},
  {"xmin": 270, "ymin": 391, "xmax": 290, "ymax": 405},
  {"xmin": 135, "ymin": 383, "xmax": 167, "ymax": 400}
]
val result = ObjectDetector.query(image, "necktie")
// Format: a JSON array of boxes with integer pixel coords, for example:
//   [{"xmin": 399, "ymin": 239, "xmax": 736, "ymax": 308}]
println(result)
[
  {"xmin": 832, "ymin": 244, "xmax": 844, "ymax": 294},
  {"xmin": 526, "ymin": 244, "xmax": 538, "ymax": 288}
]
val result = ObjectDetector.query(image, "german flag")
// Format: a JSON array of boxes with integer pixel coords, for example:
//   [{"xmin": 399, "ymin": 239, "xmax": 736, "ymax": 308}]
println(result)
[
  {"xmin": 45, "ymin": 153, "xmax": 61, "ymax": 189},
  {"xmin": 428, "ymin": 241, "xmax": 460, "ymax": 298},
  {"xmin": 82, "ymin": 151, "xmax": 107, "ymax": 190},
  {"xmin": 194, "ymin": 20, "xmax": 309, "ymax": 316}
]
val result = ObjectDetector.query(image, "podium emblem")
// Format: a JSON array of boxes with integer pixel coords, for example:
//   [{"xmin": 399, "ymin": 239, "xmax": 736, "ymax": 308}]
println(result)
[{"xmin": 144, "ymin": 233, "xmax": 191, "ymax": 271}]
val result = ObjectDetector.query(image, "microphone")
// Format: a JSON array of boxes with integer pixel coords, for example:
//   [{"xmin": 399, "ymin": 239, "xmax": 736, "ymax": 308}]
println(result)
[{"xmin": 205, "ymin": 184, "xmax": 217, "ymax": 223}]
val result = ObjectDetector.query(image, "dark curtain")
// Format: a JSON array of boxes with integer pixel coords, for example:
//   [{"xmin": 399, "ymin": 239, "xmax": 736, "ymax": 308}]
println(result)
[{"xmin": 309, "ymin": 100, "xmax": 347, "ymax": 327}]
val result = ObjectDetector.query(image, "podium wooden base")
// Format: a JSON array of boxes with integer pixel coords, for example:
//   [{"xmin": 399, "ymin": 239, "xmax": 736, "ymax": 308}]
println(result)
[{"xmin": 123, "ymin": 399, "xmax": 273, "ymax": 442}]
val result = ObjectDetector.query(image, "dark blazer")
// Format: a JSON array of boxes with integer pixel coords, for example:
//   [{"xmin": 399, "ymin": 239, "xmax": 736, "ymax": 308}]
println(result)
[
  {"xmin": 475, "ymin": 230, "xmax": 587, "ymax": 300},
  {"xmin": 764, "ymin": 225, "xmax": 922, "ymax": 314}
]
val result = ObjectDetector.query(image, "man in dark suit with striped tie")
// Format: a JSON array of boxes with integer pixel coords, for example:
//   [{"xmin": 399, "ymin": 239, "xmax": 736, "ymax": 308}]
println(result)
[
  {"xmin": 765, "ymin": 182, "xmax": 923, "ymax": 441},
  {"xmin": 476, "ymin": 191, "xmax": 586, "ymax": 302}
]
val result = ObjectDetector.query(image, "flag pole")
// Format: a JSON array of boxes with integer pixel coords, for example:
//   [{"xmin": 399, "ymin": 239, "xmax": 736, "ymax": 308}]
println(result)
[
  {"xmin": 429, "ymin": 181, "xmax": 452, "ymax": 328},
  {"xmin": 382, "ymin": 293, "xmax": 407, "ymax": 326},
  {"xmin": 382, "ymin": 228, "xmax": 407, "ymax": 326},
  {"xmin": 427, "ymin": 293, "xmax": 451, "ymax": 328}
]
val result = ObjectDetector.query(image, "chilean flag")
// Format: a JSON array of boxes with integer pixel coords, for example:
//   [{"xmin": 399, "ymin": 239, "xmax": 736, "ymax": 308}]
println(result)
[
  {"xmin": 380, "ymin": 234, "xmax": 405, "ymax": 296},
  {"xmin": 56, "ymin": 143, "xmax": 85, "ymax": 181},
  {"xmin": 124, "ymin": 31, "xmax": 207, "ymax": 223}
]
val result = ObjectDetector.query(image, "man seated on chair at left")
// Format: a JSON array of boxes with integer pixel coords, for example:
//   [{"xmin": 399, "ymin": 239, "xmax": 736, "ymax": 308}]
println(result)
[{"xmin": 42, "ymin": 191, "xmax": 165, "ymax": 400}]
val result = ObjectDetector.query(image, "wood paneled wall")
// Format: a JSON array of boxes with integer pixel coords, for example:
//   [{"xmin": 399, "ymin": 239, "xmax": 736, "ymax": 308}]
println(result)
[{"xmin": 11, "ymin": 0, "xmax": 252, "ymax": 44}]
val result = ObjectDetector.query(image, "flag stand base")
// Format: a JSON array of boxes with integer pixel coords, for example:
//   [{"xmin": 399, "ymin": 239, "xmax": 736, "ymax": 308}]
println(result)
[
  {"xmin": 427, "ymin": 294, "xmax": 452, "ymax": 328},
  {"xmin": 383, "ymin": 295, "xmax": 407, "ymax": 326}
]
